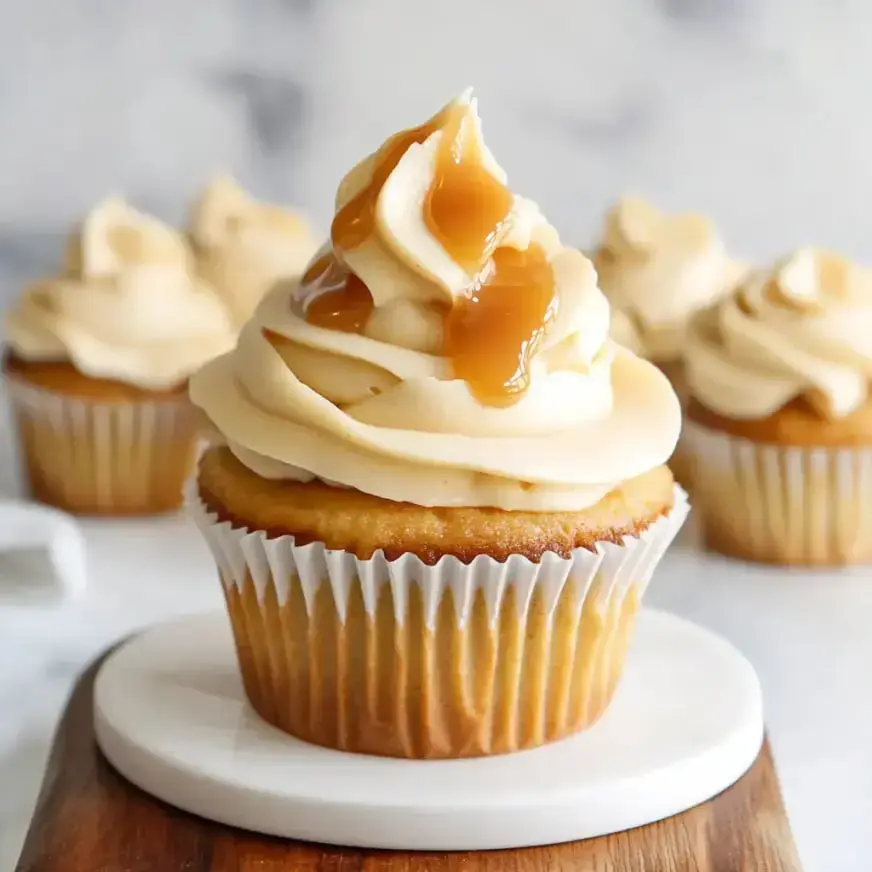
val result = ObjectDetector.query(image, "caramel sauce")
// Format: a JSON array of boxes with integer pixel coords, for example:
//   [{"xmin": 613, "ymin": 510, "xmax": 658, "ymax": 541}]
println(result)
[
  {"xmin": 423, "ymin": 104, "xmax": 513, "ymax": 271},
  {"xmin": 304, "ymin": 98, "xmax": 557, "ymax": 407},
  {"xmin": 445, "ymin": 244, "xmax": 557, "ymax": 406},
  {"xmin": 331, "ymin": 108, "xmax": 448, "ymax": 253},
  {"xmin": 304, "ymin": 107, "xmax": 450, "ymax": 335},
  {"xmin": 301, "ymin": 253, "xmax": 373, "ymax": 334}
]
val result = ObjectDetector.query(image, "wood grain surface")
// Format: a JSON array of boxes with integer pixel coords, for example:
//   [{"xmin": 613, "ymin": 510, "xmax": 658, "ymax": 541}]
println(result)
[{"xmin": 16, "ymin": 649, "xmax": 802, "ymax": 872}]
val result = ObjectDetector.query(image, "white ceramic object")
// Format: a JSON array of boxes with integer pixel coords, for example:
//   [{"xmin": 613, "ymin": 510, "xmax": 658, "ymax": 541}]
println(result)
[
  {"xmin": 0, "ymin": 499, "xmax": 86, "ymax": 599},
  {"xmin": 94, "ymin": 609, "xmax": 764, "ymax": 852}
]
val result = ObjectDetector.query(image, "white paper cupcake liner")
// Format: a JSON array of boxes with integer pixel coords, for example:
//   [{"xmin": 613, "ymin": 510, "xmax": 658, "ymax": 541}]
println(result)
[
  {"xmin": 187, "ymin": 482, "xmax": 689, "ymax": 629},
  {"xmin": 685, "ymin": 419, "xmax": 872, "ymax": 565},
  {"xmin": 187, "ymin": 479, "xmax": 688, "ymax": 758},
  {"xmin": 6, "ymin": 375, "xmax": 197, "ymax": 515}
]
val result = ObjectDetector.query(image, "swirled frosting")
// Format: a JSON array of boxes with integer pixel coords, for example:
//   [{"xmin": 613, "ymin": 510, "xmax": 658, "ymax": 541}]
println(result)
[
  {"xmin": 595, "ymin": 196, "xmax": 745, "ymax": 362},
  {"xmin": 190, "ymin": 93, "xmax": 680, "ymax": 510},
  {"xmin": 608, "ymin": 308, "xmax": 644, "ymax": 357},
  {"xmin": 5, "ymin": 198, "xmax": 236, "ymax": 390},
  {"xmin": 190, "ymin": 176, "xmax": 318, "ymax": 328},
  {"xmin": 686, "ymin": 248, "xmax": 872, "ymax": 419}
]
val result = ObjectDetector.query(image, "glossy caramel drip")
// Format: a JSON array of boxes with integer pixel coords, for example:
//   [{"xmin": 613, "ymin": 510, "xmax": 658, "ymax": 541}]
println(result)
[
  {"xmin": 310, "ymin": 98, "xmax": 556, "ymax": 408},
  {"xmin": 424, "ymin": 105, "xmax": 513, "ymax": 271},
  {"xmin": 302, "ymin": 253, "xmax": 373, "ymax": 334},
  {"xmin": 446, "ymin": 244, "xmax": 557, "ymax": 406},
  {"xmin": 331, "ymin": 109, "xmax": 448, "ymax": 252}
]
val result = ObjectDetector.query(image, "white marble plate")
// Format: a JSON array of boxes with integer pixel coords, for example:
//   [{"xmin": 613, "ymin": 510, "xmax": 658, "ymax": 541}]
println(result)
[{"xmin": 93, "ymin": 609, "xmax": 763, "ymax": 851}]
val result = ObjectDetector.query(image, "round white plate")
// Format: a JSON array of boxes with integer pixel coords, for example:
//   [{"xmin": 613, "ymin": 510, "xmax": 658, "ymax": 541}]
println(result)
[{"xmin": 94, "ymin": 610, "xmax": 764, "ymax": 851}]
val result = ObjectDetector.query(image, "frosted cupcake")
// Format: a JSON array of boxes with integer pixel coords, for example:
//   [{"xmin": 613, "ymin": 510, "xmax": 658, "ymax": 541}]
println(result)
[
  {"xmin": 188, "ymin": 92, "xmax": 688, "ymax": 759},
  {"xmin": 685, "ymin": 248, "xmax": 872, "ymax": 565},
  {"xmin": 4, "ymin": 198, "xmax": 235, "ymax": 515},
  {"xmin": 593, "ymin": 198, "xmax": 745, "ymax": 483},
  {"xmin": 189, "ymin": 176, "xmax": 318, "ymax": 328}
]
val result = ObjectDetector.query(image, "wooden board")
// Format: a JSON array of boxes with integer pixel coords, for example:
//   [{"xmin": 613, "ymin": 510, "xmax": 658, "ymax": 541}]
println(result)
[{"xmin": 15, "ymin": 648, "xmax": 802, "ymax": 872}]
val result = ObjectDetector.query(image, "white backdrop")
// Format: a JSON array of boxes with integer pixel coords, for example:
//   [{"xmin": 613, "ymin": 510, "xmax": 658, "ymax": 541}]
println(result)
[{"xmin": 1, "ymin": 0, "xmax": 871, "ymax": 302}]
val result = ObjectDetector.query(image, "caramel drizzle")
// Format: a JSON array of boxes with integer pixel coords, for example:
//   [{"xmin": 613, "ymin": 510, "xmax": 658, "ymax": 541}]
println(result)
[
  {"xmin": 445, "ymin": 244, "xmax": 557, "ymax": 406},
  {"xmin": 300, "ymin": 107, "xmax": 450, "ymax": 335},
  {"xmin": 423, "ymin": 103, "xmax": 513, "ymax": 272},
  {"xmin": 302, "ymin": 100, "xmax": 558, "ymax": 406},
  {"xmin": 331, "ymin": 107, "xmax": 449, "ymax": 254},
  {"xmin": 301, "ymin": 254, "xmax": 373, "ymax": 334}
]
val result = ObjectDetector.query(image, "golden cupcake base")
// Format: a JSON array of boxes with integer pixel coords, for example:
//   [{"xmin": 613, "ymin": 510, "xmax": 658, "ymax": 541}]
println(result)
[
  {"xmin": 5, "ymin": 361, "xmax": 198, "ymax": 516},
  {"xmin": 225, "ymin": 573, "xmax": 640, "ymax": 759},
  {"xmin": 686, "ymin": 408, "xmax": 872, "ymax": 566},
  {"xmin": 695, "ymin": 460, "xmax": 872, "ymax": 566},
  {"xmin": 188, "ymin": 451, "xmax": 689, "ymax": 759}
]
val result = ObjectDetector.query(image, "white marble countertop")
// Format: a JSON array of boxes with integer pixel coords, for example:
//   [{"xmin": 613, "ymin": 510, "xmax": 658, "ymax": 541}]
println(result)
[{"xmin": 0, "ymin": 386, "xmax": 870, "ymax": 871}]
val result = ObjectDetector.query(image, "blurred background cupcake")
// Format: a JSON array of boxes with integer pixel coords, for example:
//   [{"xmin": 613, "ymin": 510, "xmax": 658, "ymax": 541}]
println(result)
[
  {"xmin": 188, "ymin": 93, "xmax": 688, "ymax": 760},
  {"xmin": 592, "ymin": 196, "xmax": 746, "ymax": 485},
  {"xmin": 684, "ymin": 248, "xmax": 872, "ymax": 565},
  {"xmin": 3, "ymin": 197, "xmax": 236, "ymax": 515},
  {"xmin": 189, "ymin": 175, "xmax": 318, "ymax": 329}
]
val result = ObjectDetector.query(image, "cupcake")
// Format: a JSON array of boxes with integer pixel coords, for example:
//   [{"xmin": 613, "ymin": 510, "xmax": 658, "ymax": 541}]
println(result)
[
  {"xmin": 188, "ymin": 91, "xmax": 687, "ymax": 759},
  {"xmin": 3, "ymin": 197, "xmax": 236, "ymax": 515},
  {"xmin": 592, "ymin": 197, "xmax": 745, "ymax": 484},
  {"xmin": 189, "ymin": 175, "xmax": 318, "ymax": 328},
  {"xmin": 684, "ymin": 248, "xmax": 872, "ymax": 565}
]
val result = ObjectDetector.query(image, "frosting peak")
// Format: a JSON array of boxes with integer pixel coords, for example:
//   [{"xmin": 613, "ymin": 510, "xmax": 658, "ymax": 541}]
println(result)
[
  {"xmin": 595, "ymin": 196, "xmax": 744, "ymax": 362},
  {"xmin": 604, "ymin": 196, "xmax": 714, "ymax": 259},
  {"xmin": 5, "ymin": 198, "xmax": 235, "ymax": 390},
  {"xmin": 190, "ymin": 176, "xmax": 318, "ymax": 327},
  {"xmin": 66, "ymin": 197, "xmax": 190, "ymax": 279},
  {"xmin": 686, "ymin": 248, "xmax": 872, "ymax": 420},
  {"xmin": 190, "ymin": 94, "xmax": 680, "ymax": 510},
  {"xmin": 767, "ymin": 247, "xmax": 868, "ymax": 310}
]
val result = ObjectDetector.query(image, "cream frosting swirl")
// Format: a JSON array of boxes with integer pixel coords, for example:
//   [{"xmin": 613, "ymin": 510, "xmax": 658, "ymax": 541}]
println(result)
[
  {"xmin": 595, "ymin": 196, "xmax": 745, "ymax": 362},
  {"xmin": 686, "ymin": 248, "xmax": 872, "ymax": 419},
  {"xmin": 608, "ymin": 308, "xmax": 644, "ymax": 357},
  {"xmin": 190, "ymin": 93, "xmax": 680, "ymax": 510},
  {"xmin": 190, "ymin": 176, "xmax": 318, "ymax": 328},
  {"xmin": 5, "ymin": 198, "xmax": 236, "ymax": 390}
]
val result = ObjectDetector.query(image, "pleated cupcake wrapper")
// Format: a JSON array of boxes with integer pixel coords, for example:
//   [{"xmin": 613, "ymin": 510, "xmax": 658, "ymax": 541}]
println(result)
[
  {"xmin": 187, "ymin": 481, "xmax": 689, "ymax": 630},
  {"xmin": 187, "ymin": 481, "xmax": 688, "ymax": 758},
  {"xmin": 6, "ymin": 375, "xmax": 197, "ymax": 515},
  {"xmin": 685, "ymin": 419, "xmax": 872, "ymax": 565}
]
